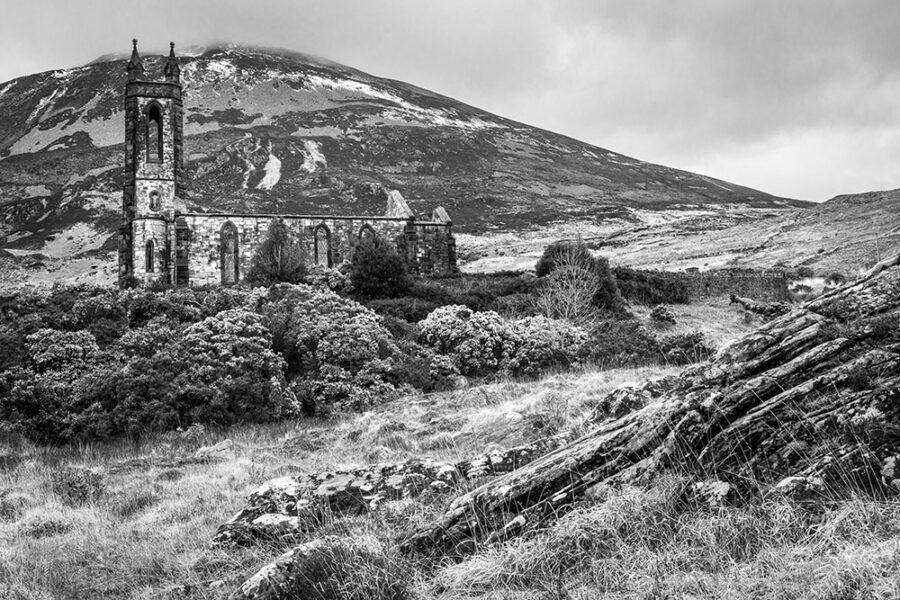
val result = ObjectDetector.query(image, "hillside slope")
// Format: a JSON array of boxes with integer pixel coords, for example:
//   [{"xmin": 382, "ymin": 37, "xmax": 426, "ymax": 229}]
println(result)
[{"xmin": 0, "ymin": 44, "xmax": 801, "ymax": 285}]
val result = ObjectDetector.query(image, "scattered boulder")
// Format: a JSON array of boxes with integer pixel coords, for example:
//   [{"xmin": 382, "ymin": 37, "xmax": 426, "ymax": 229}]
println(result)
[
  {"xmin": 770, "ymin": 476, "xmax": 826, "ymax": 502},
  {"xmin": 194, "ymin": 439, "xmax": 235, "ymax": 461},
  {"xmin": 688, "ymin": 479, "xmax": 736, "ymax": 508},
  {"xmin": 230, "ymin": 535, "xmax": 404, "ymax": 600}
]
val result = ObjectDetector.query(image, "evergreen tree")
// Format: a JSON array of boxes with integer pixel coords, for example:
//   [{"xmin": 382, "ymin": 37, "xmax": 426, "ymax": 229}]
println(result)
[
  {"xmin": 245, "ymin": 219, "xmax": 307, "ymax": 285},
  {"xmin": 350, "ymin": 237, "xmax": 411, "ymax": 298}
]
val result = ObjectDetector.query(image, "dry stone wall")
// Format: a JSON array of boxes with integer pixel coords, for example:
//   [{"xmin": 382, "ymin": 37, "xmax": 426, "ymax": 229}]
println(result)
[{"xmin": 678, "ymin": 269, "xmax": 789, "ymax": 302}]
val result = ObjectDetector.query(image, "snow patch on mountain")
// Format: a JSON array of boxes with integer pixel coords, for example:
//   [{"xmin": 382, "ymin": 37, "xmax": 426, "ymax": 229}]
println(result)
[
  {"xmin": 256, "ymin": 146, "xmax": 282, "ymax": 190},
  {"xmin": 299, "ymin": 140, "xmax": 326, "ymax": 172},
  {"xmin": 28, "ymin": 88, "xmax": 62, "ymax": 124},
  {"xmin": 304, "ymin": 73, "xmax": 498, "ymax": 131}
]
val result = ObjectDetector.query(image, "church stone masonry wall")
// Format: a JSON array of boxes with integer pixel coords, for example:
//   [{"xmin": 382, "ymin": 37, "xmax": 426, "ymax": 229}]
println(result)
[{"xmin": 176, "ymin": 214, "xmax": 455, "ymax": 287}]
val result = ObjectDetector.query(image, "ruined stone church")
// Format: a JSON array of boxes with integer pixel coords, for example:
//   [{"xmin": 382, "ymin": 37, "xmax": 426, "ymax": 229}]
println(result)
[{"xmin": 118, "ymin": 41, "xmax": 457, "ymax": 287}]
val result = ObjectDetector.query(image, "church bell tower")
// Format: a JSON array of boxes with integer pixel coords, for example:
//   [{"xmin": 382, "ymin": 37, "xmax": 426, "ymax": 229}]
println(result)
[{"xmin": 119, "ymin": 39, "xmax": 184, "ymax": 286}]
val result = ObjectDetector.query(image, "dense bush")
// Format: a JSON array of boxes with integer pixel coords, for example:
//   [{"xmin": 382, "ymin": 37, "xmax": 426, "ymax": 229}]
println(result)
[
  {"xmin": 613, "ymin": 267, "xmax": 690, "ymax": 305},
  {"xmin": 419, "ymin": 305, "xmax": 519, "ymax": 376},
  {"xmin": 418, "ymin": 305, "xmax": 585, "ymax": 377},
  {"xmin": 350, "ymin": 237, "xmax": 411, "ymax": 299},
  {"xmin": 250, "ymin": 284, "xmax": 403, "ymax": 414},
  {"xmin": 0, "ymin": 309, "xmax": 296, "ymax": 441},
  {"xmin": 303, "ymin": 263, "xmax": 354, "ymax": 293},
  {"xmin": 506, "ymin": 316, "xmax": 587, "ymax": 377}
]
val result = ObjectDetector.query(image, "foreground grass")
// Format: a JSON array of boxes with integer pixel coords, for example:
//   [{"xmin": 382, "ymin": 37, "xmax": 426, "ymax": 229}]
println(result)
[
  {"xmin": 2, "ymin": 363, "xmax": 898, "ymax": 599},
  {"xmin": 0, "ymin": 366, "xmax": 672, "ymax": 599}
]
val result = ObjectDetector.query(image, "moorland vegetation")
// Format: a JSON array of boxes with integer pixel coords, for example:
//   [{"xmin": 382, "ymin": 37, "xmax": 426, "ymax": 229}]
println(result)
[{"xmin": 0, "ymin": 236, "xmax": 709, "ymax": 444}]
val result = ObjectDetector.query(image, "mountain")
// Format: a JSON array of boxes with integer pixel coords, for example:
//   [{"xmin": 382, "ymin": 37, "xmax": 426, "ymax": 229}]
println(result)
[{"xmin": 0, "ymin": 43, "xmax": 809, "ymax": 285}]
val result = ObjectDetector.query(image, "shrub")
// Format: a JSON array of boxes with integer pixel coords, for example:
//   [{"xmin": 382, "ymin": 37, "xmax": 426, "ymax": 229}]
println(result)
[
  {"xmin": 419, "ymin": 305, "xmax": 519, "ymax": 376},
  {"xmin": 303, "ymin": 263, "xmax": 354, "ymax": 293},
  {"xmin": 506, "ymin": 316, "xmax": 587, "ymax": 377},
  {"xmin": 49, "ymin": 467, "xmax": 105, "ymax": 507},
  {"xmin": 386, "ymin": 339, "xmax": 459, "ymax": 392},
  {"xmin": 535, "ymin": 240, "xmax": 595, "ymax": 278},
  {"xmin": 658, "ymin": 331, "xmax": 716, "ymax": 365},
  {"xmin": 419, "ymin": 306, "xmax": 585, "ymax": 378},
  {"xmin": 350, "ymin": 237, "xmax": 411, "ymax": 299},
  {"xmin": 70, "ymin": 310, "xmax": 295, "ymax": 439},
  {"xmin": 251, "ymin": 284, "xmax": 401, "ymax": 414},
  {"xmin": 650, "ymin": 304, "xmax": 676, "ymax": 326},
  {"xmin": 244, "ymin": 218, "xmax": 307, "ymax": 285},
  {"xmin": 25, "ymin": 329, "xmax": 99, "ymax": 372},
  {"xmin": 71, "ymin": 292, "xmax": 127, "ymax": 346},
  {"xmin": 121, "ymin": 288, "xmax": 204, "ymax": 328},
  {"xmin": 581, "ymin": 320, "xmax": 662, "ymax": 368},
  {"xmin": 533, "ymin": 259, "xmax": 601, "ymax": 324},
  {"xmin": 613, "ymin": 266, "xmax": 690, "ymax": 305}
]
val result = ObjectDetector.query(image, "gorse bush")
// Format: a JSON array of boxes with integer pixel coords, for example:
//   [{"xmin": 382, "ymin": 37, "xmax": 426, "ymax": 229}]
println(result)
[
  {"xmin": 506, "ymin": 315, "xmax": 588, "ymax": 377},
  {"xmin": 250, "ymin": 284, "xmax": 403, "ymax": 414},
  {"xmin": 418, "ymin": 305, "xmax": 586, "ymax": 377},
  {"xmin": 419, "ymin": 305, "xmax": 519, "ymax": 376}
]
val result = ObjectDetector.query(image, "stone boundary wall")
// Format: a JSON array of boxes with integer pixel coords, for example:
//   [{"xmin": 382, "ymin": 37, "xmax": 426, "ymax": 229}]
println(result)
[{"xmin": 676, "ymin": 269, "xmax": 790, "ymax": 302}]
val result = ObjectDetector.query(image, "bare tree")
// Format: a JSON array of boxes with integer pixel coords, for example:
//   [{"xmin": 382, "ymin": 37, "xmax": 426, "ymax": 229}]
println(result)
[{"xmin": 532, "ymin": 243, "xmax": 601, "ymax": 324}]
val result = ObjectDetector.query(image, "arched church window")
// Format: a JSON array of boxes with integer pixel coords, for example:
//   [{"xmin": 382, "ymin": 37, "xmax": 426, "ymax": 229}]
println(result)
[
  {"xmin": 220, "ymin": 222, "xmax": 239, "ymax": 285},
  {"xmin": 358, "ymin": 224, "xmax": 376, "ymax": 240},
  {"xmin": 145, "ymin": 239, "xmax": 155, "ymax": 272},
  {"xmin": 149, "ymin": 190, "xmax": 161, "ymax": 211},
  {"xmin": 146, "ymin": 104, "xmax": 163, "ymax": 163},
  {"xmin": 314, "ymin": 224, "xmax": 331, "ymax": 267}
]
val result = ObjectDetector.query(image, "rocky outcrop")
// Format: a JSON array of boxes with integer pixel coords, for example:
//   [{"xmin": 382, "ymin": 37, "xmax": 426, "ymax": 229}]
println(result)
[
  {"xmin": 402, "ymin": 254, "xmax": 900, "ymax": 555},
  {"xmin": 213, "ymin": 435, "xmax": 568, "ymax": 546},
  {"xmin": 229, "ymin": 536, "xmax": 382, "ymax": 600}
]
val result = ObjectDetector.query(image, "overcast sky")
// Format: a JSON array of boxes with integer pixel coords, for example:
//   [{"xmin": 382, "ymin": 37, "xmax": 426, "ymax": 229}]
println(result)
[{"xmin": 3, "ymin": 0, "xmax": 899, "ymax": 201}]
